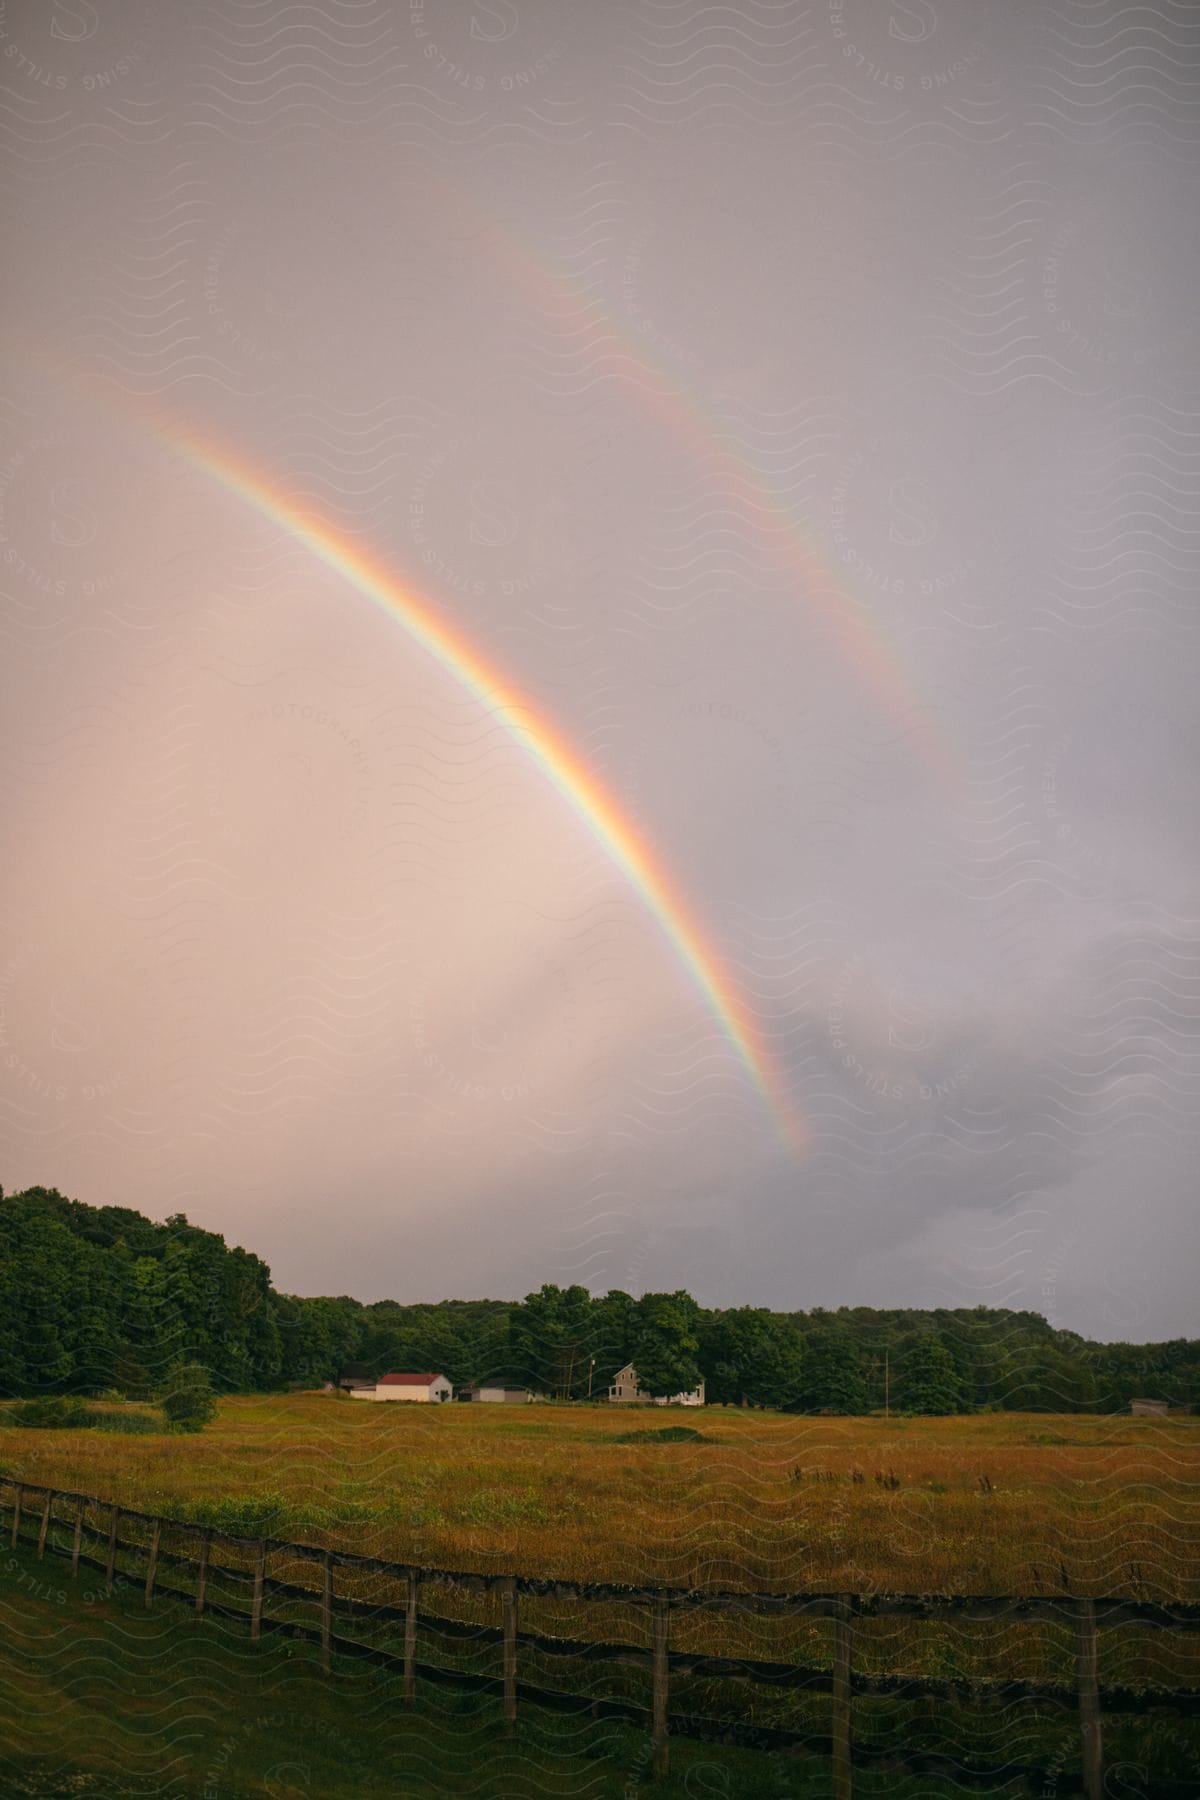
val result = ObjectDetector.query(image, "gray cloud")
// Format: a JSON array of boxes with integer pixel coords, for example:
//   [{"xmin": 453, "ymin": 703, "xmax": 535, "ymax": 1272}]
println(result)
[{"xmin": 1, "ymin": 0, "xmax": 1198, "ymax": 1337}]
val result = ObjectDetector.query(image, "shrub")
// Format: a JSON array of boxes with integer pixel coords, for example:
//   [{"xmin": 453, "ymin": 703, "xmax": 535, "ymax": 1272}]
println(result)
[
  {"xmin": 160, "ymin": 1363, "xmax": 218, "ymax": 1433},
  {"xmin": 612, "ymin": 1425, "xmax": 707, "ymax": 1444},
  {"xmin": 2, "ymin": 1397, "xmax": 97, "ymax": 1430}
]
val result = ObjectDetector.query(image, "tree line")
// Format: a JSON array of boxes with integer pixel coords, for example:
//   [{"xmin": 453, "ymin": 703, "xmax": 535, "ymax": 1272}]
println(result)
[{"xmin": 2, "ymin": 1185, "xmax": 1196, "ymax": 1414}]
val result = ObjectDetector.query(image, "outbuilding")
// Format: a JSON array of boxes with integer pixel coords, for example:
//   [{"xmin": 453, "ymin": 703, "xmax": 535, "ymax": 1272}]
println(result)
[
  {"xmin": 1130, "ymin": 1397, "xmax": 1169, "ymax": 1417},
  {"xmin": 460, "ymin": 1384, "xmax": 532, "ymax": 1403},
  {"xmin": 351, "ymin": 1372, "xmax": 453, "ymax": 1403}
]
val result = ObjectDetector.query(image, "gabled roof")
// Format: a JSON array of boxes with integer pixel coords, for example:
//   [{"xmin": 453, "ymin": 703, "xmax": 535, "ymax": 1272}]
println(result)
[{"xmin": 377, "ymin": 1372, "xmax": 448, "ymax": 1386}]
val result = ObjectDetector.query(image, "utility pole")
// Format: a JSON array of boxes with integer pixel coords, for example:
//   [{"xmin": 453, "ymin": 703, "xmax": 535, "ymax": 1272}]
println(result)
[{"xmin": 587, "ymin": 1356, "xmax": 595, "ymax": 1398}]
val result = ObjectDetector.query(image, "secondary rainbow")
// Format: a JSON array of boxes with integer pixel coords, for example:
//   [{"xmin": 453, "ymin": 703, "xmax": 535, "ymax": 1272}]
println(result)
[
  {"xmin": 440, "ymin": 179, "xmax": 958, "ymax": 789},
  {"xmin": 176, "ymin": 430, "xmax": 805, "ymax": 1153}
]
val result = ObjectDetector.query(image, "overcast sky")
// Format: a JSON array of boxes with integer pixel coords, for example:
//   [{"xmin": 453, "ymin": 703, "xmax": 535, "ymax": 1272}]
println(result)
[{"xmin": 1, "ymin": 0, "xmax": 1198, "ymax": 1338}]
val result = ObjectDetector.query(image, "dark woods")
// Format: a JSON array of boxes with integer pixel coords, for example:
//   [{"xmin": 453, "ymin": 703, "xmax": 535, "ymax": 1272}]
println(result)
[{"xmin": 2, "ymin": 1185, "xmax": 1196, "ymax": 1413}]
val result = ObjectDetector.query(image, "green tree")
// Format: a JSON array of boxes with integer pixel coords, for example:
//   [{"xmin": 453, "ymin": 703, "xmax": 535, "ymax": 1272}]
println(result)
[
  {"xmin": 160, "ymin": 1361, "xmax": 218, "ymax": 1432},
  {"xmin": 793, "ymin": 1327, "xmax": 868, "ymax": 1414},
  {"xmin": 700, "ymin": 1307, "xmax": 803, "ymax": 1408},
  {"xmin": 587, "ymin": 1290, "xmax": 636, "ymax": 1395},
  {"xmin": 509, "ymin": 1283, "xmax": 595, "ymax": 1398},
  {"xmin": 630, "ymin": 1291, "xmax": 702, "ymax": 1399},
  {"xmin": 897, "ymin": 1333, "xmax": 965, "ymax": 1414},
  {"xmin": 6, "ymin": 1184, "xmax": 1200, "ymax": 1420}
]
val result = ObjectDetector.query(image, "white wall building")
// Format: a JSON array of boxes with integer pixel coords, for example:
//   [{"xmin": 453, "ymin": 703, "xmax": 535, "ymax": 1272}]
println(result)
[
  {"xmin": 351, "ymin": 1372, "xmax": 453, "ymax": 1403},
  {"xmin": 460, "ymin": 1384, "xmax": 532, "ymax": 1402},
  {"xmin": 607, "ymin": 1362, "xmax": 705, "ymax": 1407}
]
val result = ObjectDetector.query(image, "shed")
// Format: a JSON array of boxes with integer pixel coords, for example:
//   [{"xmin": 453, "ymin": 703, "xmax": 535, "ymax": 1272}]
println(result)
[
  {"xmin": 351, "ymin": 1372, "xmax": 453, "ymax": 1403},
  {"xmin": 338, "ymin": 1363, "xmax": 375, "ymax": 1392},
  {"xmin": 1130, "ymin": 1397, "xmax": 1169, "ymax": 1417},
  {"xmin": 460, "ymin": 1384, "xmax": 532, "ymax": 1403}
]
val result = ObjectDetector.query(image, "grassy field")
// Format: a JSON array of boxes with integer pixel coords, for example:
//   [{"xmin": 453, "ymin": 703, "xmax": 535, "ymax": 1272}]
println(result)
[
  {"xmin": 1, "ymin": 1394, "xmax": 1196, "ymax": 1598},
  {"xmin": 1, "ymin": 1397, "xmax": 1197, "ymax": 1795},
  {"xmin": 0, "ymin": 1528, "xmax": 1057, "ymax": 1800}
]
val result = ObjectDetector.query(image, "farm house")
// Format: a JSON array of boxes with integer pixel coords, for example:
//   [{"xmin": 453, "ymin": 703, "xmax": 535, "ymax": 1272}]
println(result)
[
  {"xmin": 607, "ymin": 1362, "xmax": 705, "ymax": 1406},
  {"xmin": 350, "ymin": 1372, "xmax": 453, "ymax": 1403}
]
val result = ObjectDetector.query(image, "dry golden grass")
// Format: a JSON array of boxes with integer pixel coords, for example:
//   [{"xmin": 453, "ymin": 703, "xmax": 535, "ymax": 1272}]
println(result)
[
  {"xmin": 2, "ymin": 1395, "xmax": 1196, "ymax": 1601},
  {"xmin": 4, "ymin": 1397, "xmax": 1200, "ymax": 1731}
]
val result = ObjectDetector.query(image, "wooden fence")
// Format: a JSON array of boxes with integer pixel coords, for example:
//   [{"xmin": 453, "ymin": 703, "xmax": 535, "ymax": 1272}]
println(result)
[{"xmin": 2, "ymin": 1475, "xmax": 1198, "ymax": 1797}]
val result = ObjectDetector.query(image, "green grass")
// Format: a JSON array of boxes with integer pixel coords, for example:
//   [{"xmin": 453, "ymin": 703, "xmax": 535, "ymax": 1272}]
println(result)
[{"xmin": 0, "ymin": 1536, "xmax": 1006, "ymax": 1800}]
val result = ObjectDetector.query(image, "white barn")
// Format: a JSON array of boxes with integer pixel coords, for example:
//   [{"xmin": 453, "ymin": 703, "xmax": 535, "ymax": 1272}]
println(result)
[
  {"xmin": 460, "ymin": 1384, "xmax": 532, "ymax": 1403},
  {"xmin": 351, "ymin": 1372, "xmax": 453, "ymax": 1403},
  {"xmin": 607, "ymin": 1362, "xmax": 705, "ymax": 1407}
]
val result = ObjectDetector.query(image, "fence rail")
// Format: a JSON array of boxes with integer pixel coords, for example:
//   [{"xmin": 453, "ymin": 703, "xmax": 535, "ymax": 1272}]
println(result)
[{"xmin": 2, "ymin": 1475, "xmax": 1198, "ymax": 1797}]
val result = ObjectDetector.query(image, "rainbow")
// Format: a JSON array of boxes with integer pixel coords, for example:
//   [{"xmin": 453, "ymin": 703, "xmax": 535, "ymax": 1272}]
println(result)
[
  {"xmin": 174, "ymin": 432, "xmax": 805, "ymax": 1153},
  {"xmin": 451, "ymin": 184, "xmax": 957, "ymax": 789}
]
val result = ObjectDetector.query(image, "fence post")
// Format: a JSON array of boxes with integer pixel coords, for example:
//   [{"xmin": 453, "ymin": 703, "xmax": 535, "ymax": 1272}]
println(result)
[
  {"xmin": 651, "ymin": 1596, "xmax": 670, "ymax": 1780},
  {"xmin": 403, "ymin": 1571, "xmax": 419, "ymax": 1701},
  {"xmin": 70, "ymin": 1498, "xmax": 84, "ymax": 1579},
  {"xmin": 37, "ymin": 1491, "xmax": 53, "ymax": 1559},
  {"xmin": 502, "ymin": 1578, "xmax": 518, "ymax": 1733},
  {"xmin": 321, "ymin": 1552, "xmax": 333, "ymax": 1676},
  {"xmin": 250, "ymin": 1540, "xmax": 266, "ymax": 1641},
  {"xmin": 832, "ymin": 1595, "xmax": 854, "ymax": 1800},
  {"xmin": 1076, "ymin": 1598, "xmax": 1103, "ymax": 1800},
  {"xmin": 195, "ymin": 1528, "xmax": 211, "ymax": 1620},
  {"xmin": 144, "ymin": 1517, "xmax": 161, "ymax": 1606},
  {"xmin": 10, "ymin": 1484, "xmax": 22, "ymax": 1550},
  {"xmin": 105, "ymin": 1507, "xmax": 120, "ymax": 1593}
]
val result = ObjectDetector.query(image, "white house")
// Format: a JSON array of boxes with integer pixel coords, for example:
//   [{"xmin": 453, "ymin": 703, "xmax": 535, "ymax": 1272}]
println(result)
[
  {"xmin": 351, "ymin": 1371, "xmax": 453, "ymax": 1403},
  {"xmin": 607, "ymin": 1362, "xmax": 705, "ymax": 1407}
]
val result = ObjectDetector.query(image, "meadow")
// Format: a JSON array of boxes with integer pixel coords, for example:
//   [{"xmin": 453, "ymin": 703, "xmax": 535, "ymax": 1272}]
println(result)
[
  {"xmin": 1, "ymin": 1397, "xmax": 1197, "ymax": 1794},
  {"xmin": 1, "ymin": 1394, "xmax": 1196, "ymax": 1599},
  {"xmin": 0, "ymin": 1532, "xmax": 989, "ymax": 1800}
]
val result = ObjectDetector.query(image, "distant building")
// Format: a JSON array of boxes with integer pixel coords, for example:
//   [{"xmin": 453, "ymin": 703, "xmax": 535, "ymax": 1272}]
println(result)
[
  {"xmin": 607, "ymin": 1362, "xmax": 705, "ymax": 1407},
  {"xmin": 460, "ymin": 1384, "xmax": 532, "ymax": 1403},
  {"xmin": 1130, "ymin": 1397, "xmax": 1169, "ymax": 1417},
  {"xmin": 350, "ymin": 1372, "xmax": 453, "ymax": 1403},
  {"xmin": 337, "ymin": 1363, "xmax": 375, "ymax": 1392}
]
